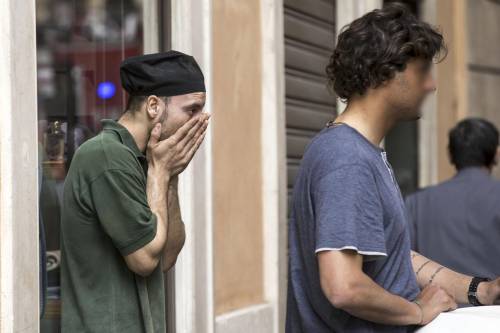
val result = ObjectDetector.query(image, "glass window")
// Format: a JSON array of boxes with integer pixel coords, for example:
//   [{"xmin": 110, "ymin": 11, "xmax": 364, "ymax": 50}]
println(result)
[{"xmin": 36, "ymin": 1, "xmax": 144, "ymax": 331}]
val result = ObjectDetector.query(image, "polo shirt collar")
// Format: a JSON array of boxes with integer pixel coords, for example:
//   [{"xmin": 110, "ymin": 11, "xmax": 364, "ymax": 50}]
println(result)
[{"xmin": 101, "ymin": 119, "xmax": 145, "ymax": 158}]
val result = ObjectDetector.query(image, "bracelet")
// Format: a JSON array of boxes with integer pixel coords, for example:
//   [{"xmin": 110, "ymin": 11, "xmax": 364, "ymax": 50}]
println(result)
[
  {"xmin": 428, "ymin": 266, "xmax": 445, "ymax": 285},
  {"xmin": 413, "ymin": 300, "xmax": 424, "ymax": 325},
  {"xmin": 416, "ymin": 260, "xmax": 431, "ymax": 276}
]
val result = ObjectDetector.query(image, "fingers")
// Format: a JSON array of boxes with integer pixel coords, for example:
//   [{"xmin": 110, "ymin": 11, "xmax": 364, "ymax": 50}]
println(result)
[
  {"xmin": 189, "ymin": 122, "xmax": 208, "ymax": 154},
  {"xmin": 180, "ymin": 118, "xmax": 209, "ymax": 157},
  {"xmin": 445, "ymin": 303, "xmax": 457, "ymax": 312},
  {"xmin": 178, "ymin": 116, "xmax": 206, "ymax": 148},
  {"xmin": 148, "ymin": 123, "xmax": 162, "ymax": 148},
  {"xmin": 175, "ymin": 120, "xmax": 208, "ymax": 172},
  {"xmin": 447, "ymin": 296, "xmax": 458, "ymax": 311},
  {"xmin": 171, "ymin": 125, "xmax": 208, "ymax": 175},
  {"xmin": 162, "ymin": 114, "xmax": 210, "ymax": 176},
  {"xmin": 169, "ymin": 116, "xmax": 202, "ymax": 143},
  {"xmin": 439, "ymin": 289, "xmax": 456, "ymax": 312},
  {"xmin": 182, "ymin": 129, "xmax": 207, "ymax": 168}
]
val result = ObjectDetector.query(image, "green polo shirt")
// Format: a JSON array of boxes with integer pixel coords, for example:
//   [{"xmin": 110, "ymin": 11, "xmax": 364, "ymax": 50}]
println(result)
[{"xmin": 61, "ymin": 119, "xmax": 165, "ymax": 333}]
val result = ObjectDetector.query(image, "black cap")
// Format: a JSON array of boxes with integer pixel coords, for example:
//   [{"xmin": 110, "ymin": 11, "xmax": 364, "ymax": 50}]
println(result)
[{"xmin": 120, "ymin": 51, "xmax": 205, "ymax": 97}]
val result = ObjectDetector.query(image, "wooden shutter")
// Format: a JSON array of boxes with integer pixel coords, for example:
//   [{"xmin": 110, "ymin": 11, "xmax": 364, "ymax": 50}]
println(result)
[{"xmin": 284, "ymin": 0, "xmax": 337, "ymax": 207}]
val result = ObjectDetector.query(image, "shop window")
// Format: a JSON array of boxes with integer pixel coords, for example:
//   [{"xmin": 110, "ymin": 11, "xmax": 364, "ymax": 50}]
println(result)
[{"xmin": 36, "ymin": 0, "xmax": 144, "ymax": 330}]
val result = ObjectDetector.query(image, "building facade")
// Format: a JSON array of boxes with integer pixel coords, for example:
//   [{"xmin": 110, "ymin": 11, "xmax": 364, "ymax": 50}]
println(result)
[{"xmin": 1, "ymin": 0, "xmax": 500, "ymax": 332}]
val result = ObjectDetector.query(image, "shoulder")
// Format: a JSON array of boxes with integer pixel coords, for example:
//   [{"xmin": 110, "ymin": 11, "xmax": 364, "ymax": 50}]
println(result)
[
  {"xmin": 304, "ymin": 126, "xmax": 376, "ymax": 174},
  {"xmin": 404, "ymin": 179, "xmax": 456, "ymax": 212},
  {"xmin": 404, "ymin": 183, "xmax": 438, "ymax": 203},
  {"xmin": 70, "ymin": 132, "xmax": 141, "ymax": 177},
  {"xmin": 479, "ymin": 173, "xmax": 500, "ymax": 188},
  {"xmin": 404, "ymin": 190, "xmax": 421, "ymax": 207}
]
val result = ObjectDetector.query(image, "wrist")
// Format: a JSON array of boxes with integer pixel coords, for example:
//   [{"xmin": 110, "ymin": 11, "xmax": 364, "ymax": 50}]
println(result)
[
  {"xmin": 148, "ymin": 166, "xmax": 171, "ymax": 183},
  {"xmin": 169, "ymin": 175, "xmax": 179, "ymax": 188},
  {"xmin": 411, "ymin": 300, "xmax": 424, "ymax": 326},
  {"xmin": 476, "ymin": 281, "xmax": 491, "ymax": 305},
  {"xmin": 468, "ymin": 277, "xmax": 492, "ymax": 306}
]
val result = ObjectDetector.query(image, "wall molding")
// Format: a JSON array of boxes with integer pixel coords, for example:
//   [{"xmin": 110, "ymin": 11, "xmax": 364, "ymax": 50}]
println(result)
[
  {"xmin": 0, "ymin": 0, "xmax": 39, "ymax": 332},
  {"xmin": 261, "ymin": 0, "xmax": 287, "ymax": 332},
  {"xmin": 215, "ymin": 303, "xmax": 274, "ymax": 333}
]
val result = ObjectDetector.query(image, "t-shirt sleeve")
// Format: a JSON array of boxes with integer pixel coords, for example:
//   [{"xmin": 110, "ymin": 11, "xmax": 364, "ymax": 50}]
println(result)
[
  {"xmin": 89, "ymin": 169, "xmax": 157, "ymax": 256},
  {"xmin": 313, "ymin": 163, "xmax": 387, "ymax": 259}
]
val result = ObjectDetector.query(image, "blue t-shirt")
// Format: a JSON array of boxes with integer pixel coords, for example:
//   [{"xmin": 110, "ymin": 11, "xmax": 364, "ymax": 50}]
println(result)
[{"xmin": 286, "ymin": 124, "xmax": 420, "ymax": 333}]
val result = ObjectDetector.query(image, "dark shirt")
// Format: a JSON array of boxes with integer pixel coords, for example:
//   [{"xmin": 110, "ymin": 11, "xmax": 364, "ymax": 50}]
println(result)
[
  {"xmin": 286, "ymin": 124, "xmax": 419, "ymax": 333},
  {"xmin": 61, "ymin": 120, "xmax": 165, "ymax": 333},
  {"xmin": 406, "ymin": 167, "xmax": 500, "ymax": 279}
]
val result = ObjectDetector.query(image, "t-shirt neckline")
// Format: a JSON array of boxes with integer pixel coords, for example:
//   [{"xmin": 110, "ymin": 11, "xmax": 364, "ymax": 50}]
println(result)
[{"xmin": 326, "ymin": 121, "xmax": 385, "ymax": 153}]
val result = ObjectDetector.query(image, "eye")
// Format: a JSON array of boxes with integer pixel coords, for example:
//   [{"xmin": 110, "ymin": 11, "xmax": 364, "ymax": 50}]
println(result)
[{"xmin": 185, "ymin": 105, "xmax": 202, "ymax": 115}]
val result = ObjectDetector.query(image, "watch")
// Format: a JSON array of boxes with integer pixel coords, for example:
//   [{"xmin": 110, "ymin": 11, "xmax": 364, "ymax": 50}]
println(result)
[{"xmin": 468, "ymin": 277, "xmax": 491, "ymax": 306}]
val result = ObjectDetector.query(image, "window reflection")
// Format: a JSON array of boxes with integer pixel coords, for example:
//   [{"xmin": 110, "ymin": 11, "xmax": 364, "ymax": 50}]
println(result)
[{"xmin": 36, "ymin": 0, "xmax": 144, "ymax": 330}]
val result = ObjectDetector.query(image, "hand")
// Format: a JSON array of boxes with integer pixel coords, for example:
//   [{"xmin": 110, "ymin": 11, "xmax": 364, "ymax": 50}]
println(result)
[
  {"xmin": 414, "ymin": 284, "xmax": 457, "ymax": 326},
  {"xmin": 477, "ymin": 278, "xmax": 500, "ymax": 305},
  {"xmin": 147, "ymin": 113, "xmax": 210, "ymax": 178}
]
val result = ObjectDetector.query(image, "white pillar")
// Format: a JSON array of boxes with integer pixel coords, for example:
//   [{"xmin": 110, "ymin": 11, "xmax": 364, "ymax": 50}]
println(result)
[
  {"xmin": 261, "ymin": 0, "xmax": 287, "ymax": 332},
  {"xmin": 170, "ymin": 0, "xmax": 215, "ymax": 332},
  {"xmin": 0, "ymin": 0, "xmax": 39, "ymax": 332}
]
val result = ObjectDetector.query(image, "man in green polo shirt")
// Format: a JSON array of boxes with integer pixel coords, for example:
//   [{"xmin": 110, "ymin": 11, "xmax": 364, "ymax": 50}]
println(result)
[{"xmin": 61, "ymin": 51, "xmax": 209, "ymax": 332}]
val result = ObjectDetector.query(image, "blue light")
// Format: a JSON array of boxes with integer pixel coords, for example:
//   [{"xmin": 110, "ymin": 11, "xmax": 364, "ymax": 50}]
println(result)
[{"xmin": 97, "ymin": 81, "xmax": 116, "ymax": 100}]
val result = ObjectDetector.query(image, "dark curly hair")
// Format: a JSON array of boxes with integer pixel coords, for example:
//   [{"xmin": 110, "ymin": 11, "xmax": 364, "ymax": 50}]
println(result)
[{"xmin": 326, "ymin": 3, "xmax": 446, "ymax": 101}]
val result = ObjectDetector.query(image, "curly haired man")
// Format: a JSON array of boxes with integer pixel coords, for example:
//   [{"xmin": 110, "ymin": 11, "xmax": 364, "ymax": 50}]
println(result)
[{"xmin": 286, "ymin": 4, "xmax": 500, "ymax": 333}]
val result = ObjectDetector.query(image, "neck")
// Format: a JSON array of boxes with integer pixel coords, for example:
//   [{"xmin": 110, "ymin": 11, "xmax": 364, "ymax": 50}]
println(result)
[
  {"xmin": 335, "ymin": 94, "xmax": 397, "ymax": 147},
  {"xmin": 118, "ymin": 112, "xmax": 150, "ymax": 153}
]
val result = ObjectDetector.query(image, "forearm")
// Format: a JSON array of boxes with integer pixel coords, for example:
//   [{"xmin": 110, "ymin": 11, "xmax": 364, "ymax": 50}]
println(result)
[
  {"xmin": 166, "ymin": 176, "xmax": 182, "ymax": 225},
  {"xmin": 411, "ymin": 251, "xmax": 472, "ymax": 304},
  {"xmin": 330, "ymin": 272, "xmax": 421, "ymax": 326},
  {"xmin": 162, "ymin": 176, "xmax": 185, "ymax": 271},
  {"xmin": 145, "ymin": 167, "xmax": 170, "ymax": 259}
]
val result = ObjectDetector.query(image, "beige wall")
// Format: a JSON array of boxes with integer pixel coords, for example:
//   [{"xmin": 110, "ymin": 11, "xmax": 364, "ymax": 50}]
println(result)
[
  {"xmin": 466, "ymin": 0, "xmax": 500, "ymax": 179},
  {"xmin": 434, "ymin": 0, "xmax": 500, "ymax": 182},
  {"xmin": 212, "ymin": 0, "xmax": 264, "ymax": 315},
  {"xmin": 434, "ymin": 0, "xmax": 468, "ymax": 182}
]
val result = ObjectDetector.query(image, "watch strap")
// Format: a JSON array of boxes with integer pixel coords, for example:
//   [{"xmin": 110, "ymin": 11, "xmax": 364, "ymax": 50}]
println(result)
[{"xmin": 468, "ymin": 277, "xmax": 490, "ymax": 306}]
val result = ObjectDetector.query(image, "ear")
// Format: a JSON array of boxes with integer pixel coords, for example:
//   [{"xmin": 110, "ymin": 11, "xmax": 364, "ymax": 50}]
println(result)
[{"xmin": 145, "ymin": 95, "xmax": 162, "ymax": 122}]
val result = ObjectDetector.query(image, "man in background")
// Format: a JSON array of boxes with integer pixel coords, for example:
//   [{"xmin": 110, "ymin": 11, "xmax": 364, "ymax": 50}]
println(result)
[{"xmin": 406, "ymin": 118, "xmax": 500, "ymax": 280}]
